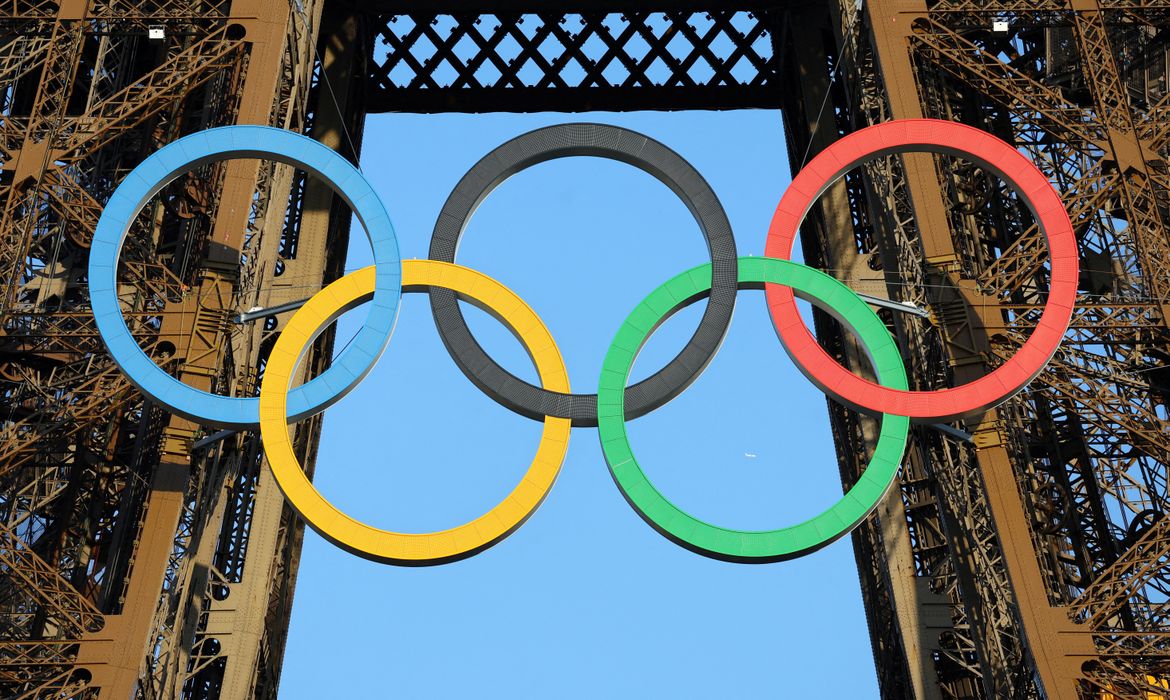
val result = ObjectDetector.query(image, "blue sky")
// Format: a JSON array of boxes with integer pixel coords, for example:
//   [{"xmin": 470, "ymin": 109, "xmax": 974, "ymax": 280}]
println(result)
[{"xmin": 277, "ymin": 110, "xmax": 881, "ymax": 698}]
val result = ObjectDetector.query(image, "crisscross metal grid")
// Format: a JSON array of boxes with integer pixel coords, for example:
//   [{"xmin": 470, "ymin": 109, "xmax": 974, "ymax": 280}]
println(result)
[{"xmin": 367, "ymin": 8, "xmax": 786, "ymax": 112}]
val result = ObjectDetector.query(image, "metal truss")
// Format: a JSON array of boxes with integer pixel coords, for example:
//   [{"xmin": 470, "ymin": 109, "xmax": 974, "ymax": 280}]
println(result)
[
  {"xmin": 0, "ymin": 0, "xmax": 347, "ymax": 698},
  {"xmin": 361, "ymin": 3, "xmax": 788, "ymax": 112},
  {"xmin": 2, "ymin": 0, "xmax": 1168, "ymax": 699},
  {"xmin": 776, "ymin": 0, "xmax": 1170, "ymax": 697}
]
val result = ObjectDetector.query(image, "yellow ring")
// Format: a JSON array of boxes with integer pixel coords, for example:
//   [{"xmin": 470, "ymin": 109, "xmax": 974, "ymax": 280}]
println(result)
[{"xmin": 258, "ymin": 260, "xmax": 571, "ymax": 565}]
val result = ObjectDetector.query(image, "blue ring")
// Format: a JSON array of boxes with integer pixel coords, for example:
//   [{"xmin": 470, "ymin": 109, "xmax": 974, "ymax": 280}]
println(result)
[{"xmin": 88, "ymin": 125, "xmax": 402, "ymax": 428}]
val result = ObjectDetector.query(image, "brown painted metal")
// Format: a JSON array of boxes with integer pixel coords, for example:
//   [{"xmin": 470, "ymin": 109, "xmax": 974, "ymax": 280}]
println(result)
[
  {"xmin": 0, "ymin": 0, "xmax": 341, "ymax": 697},
  {"xmin": 869, "ymin": 3, "xmax": 1094, "ymax": 696},
  {"xmin": 772, "ymin": 0, "xmax": 1170, "ymax": 696}
]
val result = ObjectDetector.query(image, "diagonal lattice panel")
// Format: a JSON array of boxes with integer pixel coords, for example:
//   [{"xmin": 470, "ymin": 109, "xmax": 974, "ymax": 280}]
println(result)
[{"xmin": 366, "ymin": 7, "xmax": 787, "ymax": 112}]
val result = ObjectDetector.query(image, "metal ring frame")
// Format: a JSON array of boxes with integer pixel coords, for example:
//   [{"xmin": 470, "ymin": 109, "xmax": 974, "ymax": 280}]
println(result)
[
  {"xmin": 763, "ymin": 119, "xmax": 1078, "ymax": 421},
  {"xmin": 427, "ymin": 122, "xmax": 738, "ymax": 427},
  {"xmin": 88, "ymin": 125, "xmax": 402, "ymax": 428},
  {"xmin": 260, "ymin": 261, "xmax": 571, "ymax": 566},
  {"xmin": 596, "ymin": 257, "xmax": 909, "ymax": 563}
]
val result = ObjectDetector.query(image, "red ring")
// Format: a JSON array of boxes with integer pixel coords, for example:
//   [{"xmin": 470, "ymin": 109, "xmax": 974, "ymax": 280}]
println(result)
[{"xmin": 764, "ymin": 119, "xmax": 1077, "ymax": 421}]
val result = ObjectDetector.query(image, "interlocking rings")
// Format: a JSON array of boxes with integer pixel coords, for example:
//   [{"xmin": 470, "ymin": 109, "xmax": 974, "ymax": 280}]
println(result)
[
  {"xmin": 90, "ymin": 119, "xmax": 1077, "ymax": 566},
  {"xmin": 89, "ymin": 125, "xmax": 402, "ymax": 428}
]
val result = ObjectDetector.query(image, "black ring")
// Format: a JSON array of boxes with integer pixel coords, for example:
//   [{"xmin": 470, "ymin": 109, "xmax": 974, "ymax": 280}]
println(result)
[{"xmin": 428, "ymin": 123, "xmax": 738, "ymax": 427}]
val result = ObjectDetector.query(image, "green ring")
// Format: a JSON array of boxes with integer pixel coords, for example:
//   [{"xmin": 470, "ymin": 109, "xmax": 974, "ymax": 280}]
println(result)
[{"xmin": 596, "ymin": 257, "xmax": 910, "ymax": 563}]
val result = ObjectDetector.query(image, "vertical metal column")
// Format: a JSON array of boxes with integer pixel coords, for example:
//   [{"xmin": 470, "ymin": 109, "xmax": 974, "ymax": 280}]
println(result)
[
  {"xmin": 0, "ymin": 0, "xmax": 350, "ymax": 697},
  {"xmin": 776, "ymin": 0, "xmax": 1170, "ymax": 696}
]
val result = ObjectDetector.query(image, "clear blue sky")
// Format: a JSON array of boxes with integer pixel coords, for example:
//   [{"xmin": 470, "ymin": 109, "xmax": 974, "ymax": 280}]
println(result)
[{"xmin": 277, "ymin": 110, "xmax": 881, "ymax": 698}]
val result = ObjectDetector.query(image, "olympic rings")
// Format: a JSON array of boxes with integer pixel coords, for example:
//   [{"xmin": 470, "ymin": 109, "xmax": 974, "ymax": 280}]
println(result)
[
  {"xmin": 597, "ymin": 257, "xmax": 910, "ymax": 563},
  {"xmin": 763, "ymin": 119, "xmax": 1078, "ymax": 421},
  {"xmin": 88, "ymin": 125, "xmax": 402, "ymax": 428},
  {"xmin": 89, "ymin": 118, "xmax": 1076, "ymax": 566},
  {"xmin": 259, "ymin": 260, "xmax": 571, "ymax": 566},
  {"xmin": 428, "ymin": 123, "xmax": 737, "ymax": 427}
]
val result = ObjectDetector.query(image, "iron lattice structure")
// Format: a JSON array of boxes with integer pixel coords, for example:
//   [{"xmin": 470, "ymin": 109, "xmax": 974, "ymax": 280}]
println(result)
[
  {"xmin": 0, "ymin": 0, "xmax": 1168, "ymax": 699},
  {"xmin": 0, "ymin": 0, "xmax": 361, "ymax": 697},
  {"xmin": 775, "ymin": 0, "xmax": 1170, "ymax": 697}
]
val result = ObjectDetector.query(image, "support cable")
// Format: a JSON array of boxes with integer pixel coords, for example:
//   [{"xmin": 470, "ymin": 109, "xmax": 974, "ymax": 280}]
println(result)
[
  {"xmin": 287, "ymin": 0, "xmax": 364, "ymax": 171},
  {"xmin": 797, "ymin": 0, "xmax": 863, "ymax": 170}
]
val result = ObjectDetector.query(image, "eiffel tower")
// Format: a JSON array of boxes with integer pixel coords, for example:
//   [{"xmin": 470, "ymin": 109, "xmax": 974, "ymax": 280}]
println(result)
[{"xmin": 0, "ymin": 1, "xmax": 1167, "ymax": 697}]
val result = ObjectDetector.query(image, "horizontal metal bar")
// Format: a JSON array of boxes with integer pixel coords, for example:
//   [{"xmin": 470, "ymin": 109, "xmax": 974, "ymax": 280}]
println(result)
[
  {"xmin": 232, "ymin": 298, "xmax": 311, "ymax": 324},
  {"xmin": 855, "ymin": 292, "xmax": 931, "ymax": 319},
  {"xmin": 366, "ymin": 85, "xmax": 783, "ymax": 114},
  {"xmin": 364, "ymin": 1, "xmax": 785, "ymax": 13},
  {"xmin": 192, "ymin": 429, "xmax": 237, "ymax": 451},
  {"xmin": 930, "ymin": 423, "xmax": 974, "ymax": 443}
]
